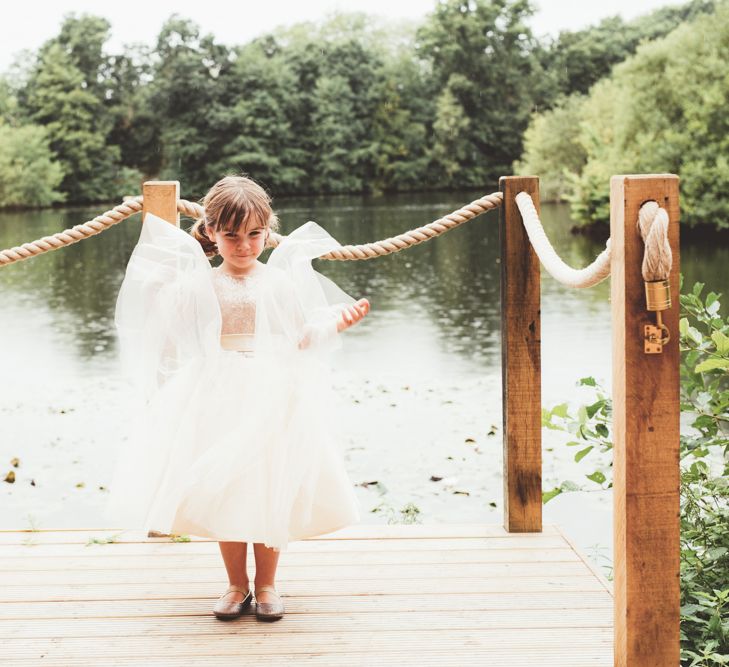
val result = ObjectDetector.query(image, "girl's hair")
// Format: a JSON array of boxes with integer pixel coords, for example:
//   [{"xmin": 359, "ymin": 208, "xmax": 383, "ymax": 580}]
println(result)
[{"xmin": 190, "ymin": 173, "xmax": 280, "ymax": 258}]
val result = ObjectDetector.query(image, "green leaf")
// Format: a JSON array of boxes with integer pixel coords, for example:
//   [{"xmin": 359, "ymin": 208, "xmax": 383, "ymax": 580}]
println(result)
[
  {"xmin": 695, "ymin": 358, "xmax": 729, "ymax": 373},
  {"xmin": 707, "ymin": 300, "xmax": 721, "ymax": 316},
  {"xmin": 542, "ymin": 487, "xmax": 562, "ymax": 503},
  {"xmin": 679, "ymin": 317, "xmax": 689, "ymax": 336},
  {"xmin": 585, "ymin": 399, "xmax": 606, "ymax": 419},
  {"xmin": 711, "ymin": 330, "xmax": 729, "ymax": 355},
  {"xmin": 577, "ymin": 405, "xmax": 588, "ymax": 425},
  {"xmin": 687, "ymin": 326, "xmax": 703, "ymax": 346},
  {"xmin": 578, "ymin": 376, "xmax": 597, "ymax": 387},
  {"xmin": 692, "ymin": 282, "xmax": 704, "ymax": 297},
  {"xmin": 574, "ymin": 445, "xmax": 594, "ymax": 462},
  {"xmin": 586, "ymin": 471, "xmax": 606, "ymax": 484},
  {"xmin": 551, "ymin": 403, "xmax": 569, "ymax": 418}
]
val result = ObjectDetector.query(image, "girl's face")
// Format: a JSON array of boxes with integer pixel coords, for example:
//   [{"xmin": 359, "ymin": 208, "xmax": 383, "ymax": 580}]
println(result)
[{"xmin": 210, "ymin": 219, "xmax": 268, "ymax": 273}]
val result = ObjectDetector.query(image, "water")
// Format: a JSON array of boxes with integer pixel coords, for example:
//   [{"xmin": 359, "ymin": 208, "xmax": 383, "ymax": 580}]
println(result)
[{"xmin": 1, "ymin": 191, "xmax": 727, "ymax": 574}]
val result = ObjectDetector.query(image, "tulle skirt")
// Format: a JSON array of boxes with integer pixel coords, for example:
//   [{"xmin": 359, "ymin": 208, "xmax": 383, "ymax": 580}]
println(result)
[{"xmin": 104, "ymin": 346, "xmax": 361, "ymax": 551}]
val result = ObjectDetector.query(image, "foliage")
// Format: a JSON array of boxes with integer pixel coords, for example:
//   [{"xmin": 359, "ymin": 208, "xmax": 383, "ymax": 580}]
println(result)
[
  {"xmin": 543, "ymin": 281, "xmax": 729, "ymax": 663},
  {"xmin": 513, "ymin": 94, "xmax": 587, "ymax": 201},
  {"xmin": 517, "ymin": 1, "xmax": 729, "ymax": 228},
  {"xmin": 19, "ymin": 14, "xmax": 127, "ymax": 204},
  {"xmin": 0, "ymin": 0, "xmax": 723, "ymax": 210},
  {"xmin": 0, "ymin": 121, "xmax": 65, "ymax": 207},
  {"xmin": 416, "ymin": 0, "xmax": 542, "ymax": 187},
  {"xmin": 536, "ymin": 0, "xmax": 718, "ymax": 102}
]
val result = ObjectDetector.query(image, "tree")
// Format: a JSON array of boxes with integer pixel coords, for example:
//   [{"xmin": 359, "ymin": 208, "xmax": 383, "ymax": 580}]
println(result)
[
  {"xmin": 416, "ymin": 0, "xmax": 542, "ymax": 186},
  {"xmin": 566, "ymin": 3, "xmax": 729, "ymax": 228},
  {"xmin": 513, "ymin": 94, "xmax": 588, "ymax": 202},
  {"xmin": 0, "ymin": 121, "xmax": 65, "ymax": 207},
  {"xmin": 148, "ymin": 15, "xmax": 234, "ymax": 197},
  {"xmin": 21, "ymin": 14, "xmax": 128, "ymax": 203},
  {"xmin": 537, "ymin": 0, "xmax": 719, "ymax": 104}
]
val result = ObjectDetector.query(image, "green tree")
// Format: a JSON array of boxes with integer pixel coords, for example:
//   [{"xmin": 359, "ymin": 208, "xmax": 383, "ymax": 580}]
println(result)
[
  {"xmin": 513, "ymin": 94, "xmax": 587, "ymax": 201},
  {"xmin": 148, "ymin": 15, "xmax": 234, "ymax": 196},
  {"xmin": 538, "ymin": 0, "xmax": 718, "ymax": 102},
  {"xmin": 212, "ymin": 35, "xmax": 305, "ymax": 192},
  {"xmin": 106, "ymin": 43, "xmax": 162, "ymax": 180},
  {"xmin": 416, "ymin": 0, "xmax": 542, "ymax": 186},
  {"xmin": 431, "ymin": 78, "xmax": 471, "ymax": 186},
  {"xmin": 568, "ymin": 3, "xmax": 729, "ymax": 228},
  {"xmin": 0, "ymin": 122, "xmax": 65, "ymax": 207},
  {"xmin": 21, "ymin": 14, "xmax": 128, "ymax": 203},
  {"xmin": 369, "ymin": 71, "xmax": 429, "ymax": 192}
]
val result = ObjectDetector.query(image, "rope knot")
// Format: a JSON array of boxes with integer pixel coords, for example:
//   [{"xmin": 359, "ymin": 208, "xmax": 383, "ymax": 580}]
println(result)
[{"xmin": 637, "ymin": 201, "xmax": 672, "ymax": 282}]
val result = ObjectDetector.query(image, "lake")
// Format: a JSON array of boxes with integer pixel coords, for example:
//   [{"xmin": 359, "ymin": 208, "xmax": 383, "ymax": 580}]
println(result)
[{"xmin": 1, "ymin": 189, "xmax": 727, "ymax": 574}]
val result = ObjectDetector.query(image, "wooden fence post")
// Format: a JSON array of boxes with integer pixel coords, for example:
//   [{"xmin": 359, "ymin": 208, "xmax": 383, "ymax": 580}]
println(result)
[
  {"xmin": 141, "ymin": 180, "xmax": 180, "ymax": 540},
  {"xmin": 142, "ymin": 181, "xmax": 180, "ymax": 226},
  {"xmin": 610, "ymin": 174, "xmax": 680, "ymax": 666},
  {"xmin": 499, "ymin": 176, "xmax": 542, "ymax": 533}
]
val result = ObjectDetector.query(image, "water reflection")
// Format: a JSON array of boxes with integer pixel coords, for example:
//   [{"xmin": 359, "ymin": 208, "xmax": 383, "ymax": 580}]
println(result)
[
  {"xmin": 3, "ymin": 193, "xmax": 723, "ymax": 374},
  {"xmin": 1, "ymin": 192, "xmax": 727, "ymax": 534}
]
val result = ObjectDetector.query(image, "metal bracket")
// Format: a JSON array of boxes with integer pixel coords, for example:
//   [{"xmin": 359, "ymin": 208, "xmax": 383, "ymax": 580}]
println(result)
[{"xmin": 644, "ymin": 324, "xmax": 664, "ymax": 354}]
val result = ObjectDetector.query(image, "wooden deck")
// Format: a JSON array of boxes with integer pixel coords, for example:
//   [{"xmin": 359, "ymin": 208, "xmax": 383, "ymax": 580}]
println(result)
[{"xmin": 0, "ymin": 523, "xmax": 613, "ymax": 666}]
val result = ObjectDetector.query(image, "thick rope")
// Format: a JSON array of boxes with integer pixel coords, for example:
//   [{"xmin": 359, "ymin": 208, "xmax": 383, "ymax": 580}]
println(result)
[
  {"xmin": 0, "ymin": 196, "xmax": 143, "ymax": 266},
  {"xmin": 515, "ymin": 192, "xmax": 672, "ymax": 288},
  {"xmin": 0, "ymin": 192, "xmax": 503, "ymax": 268},
  {"xmin": 515, "ymin": 192, "xmax": 611, "ymax": 288},
  {"xmin": 637, "ymin": 201, "xmax": 672, "ymax": 281}
]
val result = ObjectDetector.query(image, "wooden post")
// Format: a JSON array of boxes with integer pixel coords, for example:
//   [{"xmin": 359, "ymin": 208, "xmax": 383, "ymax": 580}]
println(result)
[
  {"xmin": 499, "ymin": 176, "xmax": 542, "ymax": 533},
  {"xmin": 142, "ymin": 181, "xmax": 180, "ymax": 226},
  {"xmin": 141, "ymin": 180, "xmax": 180, "ymax": 540},
  {"xmin": 610, "ymin": 175, "xmax": 680, "ymax": 666}
]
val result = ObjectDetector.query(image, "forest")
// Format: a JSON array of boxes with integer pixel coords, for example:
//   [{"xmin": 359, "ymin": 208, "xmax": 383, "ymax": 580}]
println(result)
[{"xmin": 0, "ymin": 0, "xmax": 725, "ymax": 228}]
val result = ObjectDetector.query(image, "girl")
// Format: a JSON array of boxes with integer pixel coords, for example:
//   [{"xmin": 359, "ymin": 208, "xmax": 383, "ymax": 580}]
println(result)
[{"xmin": 105, "ymin": 174, "xmax": 370, "ymax": 622}]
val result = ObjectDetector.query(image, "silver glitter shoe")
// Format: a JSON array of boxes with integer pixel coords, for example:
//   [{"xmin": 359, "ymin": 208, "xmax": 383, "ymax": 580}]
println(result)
[
  {"xmin": 212, "ymin": 584, "xmax": 253, "ymax": 620},
  {"xmin": 255, "ymin": 585, "xmax": 285, "ymax": 621}
]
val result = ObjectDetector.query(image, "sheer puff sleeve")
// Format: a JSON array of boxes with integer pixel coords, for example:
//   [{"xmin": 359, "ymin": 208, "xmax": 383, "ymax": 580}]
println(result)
[
  {"xmin": 114, "ymin": 213, "xmax": 221, "ymax": 405},
  {"xmin": 265, "ymin": 220, "xmax": 357, "ymax": 357}
]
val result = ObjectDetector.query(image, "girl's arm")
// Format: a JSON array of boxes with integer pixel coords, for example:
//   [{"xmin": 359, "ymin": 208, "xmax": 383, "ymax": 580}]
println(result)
[{"xmin": 297, "ymin": 298, "xmax": 370, "ymax": 350}]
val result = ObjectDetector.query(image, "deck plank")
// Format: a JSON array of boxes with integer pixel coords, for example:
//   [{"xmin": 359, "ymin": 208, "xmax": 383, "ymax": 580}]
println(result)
[{"xmin": 0, "ymin": 523, "xmax": 613, "ymax": 665}]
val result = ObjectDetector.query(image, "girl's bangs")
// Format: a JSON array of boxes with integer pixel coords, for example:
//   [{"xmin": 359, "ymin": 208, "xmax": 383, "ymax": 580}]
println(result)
[{"xmin": 217, "ymin": 199, "xmax": 269, "ymax": 233}]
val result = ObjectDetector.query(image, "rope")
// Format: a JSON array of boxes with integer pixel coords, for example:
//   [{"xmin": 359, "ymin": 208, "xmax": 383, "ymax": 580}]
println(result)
[
  {"xmin": 637, "ymin": 201, "xmax": 672, "ymax": 282},
  {"xmin": 515, "ymin": 192, "xmax": 611, "ymax": 288},
  {"xmin": 515, "ymin": 192, "xmax": 672, "ymax": 288},
  {"xmin": 0, "ymin": 192, "xmax": 503, "ymax": 268},
  {"xmin": 0, "ymin": 196, "xmax": 143, "ymax": 267}
]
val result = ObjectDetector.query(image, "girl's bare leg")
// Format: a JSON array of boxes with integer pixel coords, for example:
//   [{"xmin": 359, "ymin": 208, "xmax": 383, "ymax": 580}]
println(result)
[
  {"xmin": 253, "ymin": 543, "xmax": 281, "ymax": 604},
  {"xmin": 217, "ymin": 541, "xmax": 249, "ymax": 602}
]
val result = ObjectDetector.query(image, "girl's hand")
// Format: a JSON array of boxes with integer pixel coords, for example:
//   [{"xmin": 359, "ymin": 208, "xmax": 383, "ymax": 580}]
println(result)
[{"xmin": 336, "ymin": 298, "xmax": 370, "ymax": 333}]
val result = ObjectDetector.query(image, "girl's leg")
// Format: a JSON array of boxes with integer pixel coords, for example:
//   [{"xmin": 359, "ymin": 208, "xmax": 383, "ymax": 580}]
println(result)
[
  {"xmin": 217, "ymin": 541, "xmax": 249, "ymax": 601},
  {"xmin": 253, "ymin": 543, "xmax": 281, "ymax": 604}
]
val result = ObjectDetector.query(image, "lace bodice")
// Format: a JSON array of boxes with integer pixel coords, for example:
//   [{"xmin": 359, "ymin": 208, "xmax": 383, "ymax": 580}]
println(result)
[{"xmin": 211, "ymin": 265, "xmax": 266, "ymax": 335}]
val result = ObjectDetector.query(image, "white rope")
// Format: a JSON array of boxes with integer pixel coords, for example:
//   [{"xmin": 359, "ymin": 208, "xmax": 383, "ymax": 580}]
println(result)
[
  {"xmin": 515, "ymin": 192, "xmax": 612, "ymax": 288},
  {"xmin": 515, "ymin": 192, "xmax": 672, "ymax": 289}
]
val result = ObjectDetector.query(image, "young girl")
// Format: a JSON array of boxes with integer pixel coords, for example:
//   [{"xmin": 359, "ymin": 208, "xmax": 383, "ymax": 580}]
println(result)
[{"xmin": 104, "ymin": 174, "xmax": 370, "ymax": 622}]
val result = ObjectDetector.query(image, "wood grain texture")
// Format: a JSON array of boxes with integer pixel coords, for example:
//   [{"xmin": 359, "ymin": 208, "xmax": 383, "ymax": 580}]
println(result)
[
  {"xmin": 142, "ymin": 181, "xmax": 180, "ymax": 227},
  {"xmin": 499, "ymin": 176, "xmax": 542, "ymax": 533},
  {"xmin": 0, "ymin": 524, "xmax": 613, "ymax": 666},
  {"xmin": 610, "ymin": 174, "xmax": 680, "ymax": 667}
]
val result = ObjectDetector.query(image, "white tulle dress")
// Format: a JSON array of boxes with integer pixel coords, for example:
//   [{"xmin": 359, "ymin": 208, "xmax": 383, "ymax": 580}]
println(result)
[{"xmin": 103, "ymin": 212, "xmax": 362, "ymax": 551}]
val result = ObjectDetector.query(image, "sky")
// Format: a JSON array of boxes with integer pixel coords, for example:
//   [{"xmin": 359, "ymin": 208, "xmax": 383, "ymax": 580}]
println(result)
[{"xmin": 2, "ymin": 0, "xmax": 684, "ymax": 73}]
